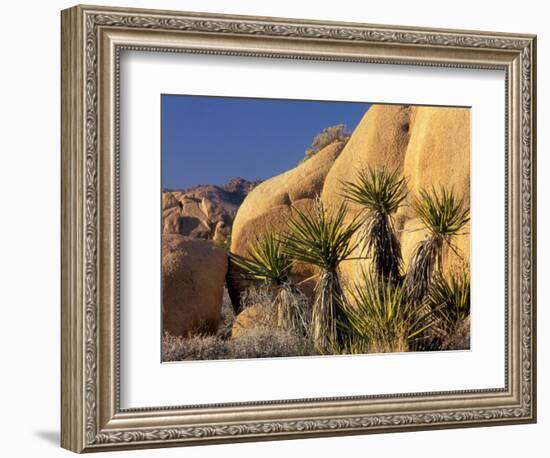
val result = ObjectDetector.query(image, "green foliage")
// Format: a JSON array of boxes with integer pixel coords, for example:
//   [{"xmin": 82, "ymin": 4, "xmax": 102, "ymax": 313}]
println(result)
[
  {"xmin": 281, "ymin": 198, "xmax": 362, "ymax": 352},
  {"xmin": 406, "ymin": 187, "xmax": 470, "ymax": 304},
  {"xmin": 341, "ymin": 166, "xmax": 407, "ymax": 281},
  {"xmin": 229, "ymin": 232, "xmax": 292, "ymax": 285},
  {"xmin": 230, "ymin": 235, "xmax": 312, "ymax": 337},
  {"xmin": 414, "ymin": 187, "xmax": 470, "ymax": 239},
  {"xmin": 426, "ymin": 270, "xmax": 470, "ymax": 336},
  {"xmin": 281, "ymin": 199, "xmax": 363, "ymax": 270},
  {"xmin": 303, "ymin": 124, "xmax": 350, "ymax": 162},
  {"xmin": 340, "ymin": 270, "xmax": 434, "ymax": 353},
  {"xmin": 342, "ymin": 166, "xmax": 408, "ymax": 215}
]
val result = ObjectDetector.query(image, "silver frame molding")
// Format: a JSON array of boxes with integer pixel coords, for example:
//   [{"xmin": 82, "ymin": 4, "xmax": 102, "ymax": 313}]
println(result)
[{"xmin": 61, "ymin": 4, "xmax": 537, "ymax": 453}]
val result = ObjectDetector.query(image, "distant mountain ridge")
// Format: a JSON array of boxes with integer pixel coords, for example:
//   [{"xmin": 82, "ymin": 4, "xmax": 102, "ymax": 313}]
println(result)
[
  {"xmin": 164, "ymin": 177, "xmax": 261, "ymax": 205},
  {"xmin": 162, "ymin": 177, "xmax": 261, "ymax": 242}
]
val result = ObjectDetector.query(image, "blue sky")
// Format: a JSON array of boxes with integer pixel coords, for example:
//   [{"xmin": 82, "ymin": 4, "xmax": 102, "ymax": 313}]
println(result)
[{"xmin": 161, "ymin": 95, "xmax": 371, "ymax": 190}]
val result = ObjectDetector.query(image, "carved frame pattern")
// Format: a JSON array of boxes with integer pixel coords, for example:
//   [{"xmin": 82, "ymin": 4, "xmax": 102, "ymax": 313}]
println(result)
[{"xmin": 61, "ymin": 4, "xmax": 536, "ymax": 453}]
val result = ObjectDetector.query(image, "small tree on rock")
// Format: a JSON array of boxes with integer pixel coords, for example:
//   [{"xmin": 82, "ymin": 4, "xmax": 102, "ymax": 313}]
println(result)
[{"xmin": 303, "ymin": 124, "xmax": 351, "ymax": 162}]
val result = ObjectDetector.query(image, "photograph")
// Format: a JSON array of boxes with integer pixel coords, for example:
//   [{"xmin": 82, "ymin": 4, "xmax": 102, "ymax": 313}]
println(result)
[
  {"xmin": 58, "ymin": 4, "xmax": 536, "ymax": 452},
  {"xmin": 161, "ymin": 96, "xmax": 471, "ymax": 362}
]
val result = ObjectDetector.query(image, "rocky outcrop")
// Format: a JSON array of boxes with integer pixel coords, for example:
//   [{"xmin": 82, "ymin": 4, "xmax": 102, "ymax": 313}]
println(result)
[
  {"xmin": 162, "ymin": 235, "xmax": 228, "ymax": 337},
  {"xmin": 231, "ymin": 142, "xmax": 345, "ymax": 252},
  {"xmin": 231, "ymin": 305, "xmax": 273, "ymax": 338},
  {"xmin": 162, "ymin": 192, "xmax": 178, "ymax": 211},
  {"xmin": 162, "ymin": 177, "xmax": 260, "ymax": 241},
  {"xmin": 322, "ymin": 105, "xmax": 413, "ymax": 215},
  {"xmin": 228, "ymin": 141, "xmax": 345, "ymax": 309},
  {"xmin": 321, "ymin": 105, "xmax": 470, "ymax": 280},
  {"xmin": 169, "ymin": 105, "xmax": 469, "ymax": 319}
]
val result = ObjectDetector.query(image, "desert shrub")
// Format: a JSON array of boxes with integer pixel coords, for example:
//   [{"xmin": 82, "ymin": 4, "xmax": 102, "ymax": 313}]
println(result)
[
  {"xmin": 240, "ymin": 283, "xmax": 275, "ymax": 310},
  {"xmin": 281, "ymin": 198, "xmax": 362, "ymax": 352},
  {"xmin": 341, "ymin": 166, "xmax": 407, "ymax": 283},
  {"xmin": 340, "ymin": 270, "xmax": 434, "ymax": 354},
  {"xmin": 238, "ymin": 283, "xmax": 311, "ymax": 337},
  {"xmin": 303, "ymin": 124, "xmax": 350, "ymax": 162},
  {"xmin": 230, "ymin": 234, "xmax": 311, "ymax": 336},
  {"xmin": 405, "ymin": 187, "xmax": 470, "ymax": 304},
  {"xmin": 425, "ymin": 270, "xmax": 470, "ymax": 349},
  {"xmin": 229, "ymin": 232, "xmax": 292, "ymax": 285},
  {"xmin": 274, "ymin": 283, "xmax": 312, "ymax": 336},
  {"xmin": 163, "ymin": 332, "xmax": 228, "ymax": 361},
  {"xmin": 228, "ymin": 327, "xmax": 316, "ymax": 359},
  {"xmin": 238, "ymin": 284, "xmax": 278, "ymax": 327},
  {"xmin": 162, "ymin": 328, "xmax": 316, "ymax": 361}
]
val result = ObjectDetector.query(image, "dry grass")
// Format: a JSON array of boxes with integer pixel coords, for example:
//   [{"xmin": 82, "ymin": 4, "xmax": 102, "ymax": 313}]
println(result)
[
  {"xmin": 216, "ymin": 296, "xmax": 236, "ymax": 340},
  {"xmin": 163, "ymin": 270, "xmax": 469, "ymax": 362},
  {"xmin": 240, "ymin": 284, "xmax": 276, "ymax": 316},
  {"xmin": 162, "ymin": 328, "xmax": 315, "ymax": 361},
  {"xmin": 240, "ymin": 283, "xmax": 311, "ymax": 337},
  {"xmin": 162, "ymin": 285, "xmax": 315, "ymax": 362}
]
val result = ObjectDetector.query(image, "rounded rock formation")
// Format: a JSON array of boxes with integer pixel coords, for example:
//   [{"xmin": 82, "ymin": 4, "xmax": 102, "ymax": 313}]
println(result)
[
  {"xmin": 162, "ymin": 235, "xmax": 228, "ymax": 337},
  {"xmin": 163, "ymin": 191, "xmax": 178, "ymax": 211},
  {"xmin": 399, "ymin": 106, "xmax": 470, "ymax": 272},
  {"xmin": 321, "ymin": 104, "xmax": 470, "ymax": 280},
  {"xmin": 229, "ymin": 141, "xmax": 345, "ymax": 308},
  {"xmin": 231, "ymin": 304, "xmax": 275, "ymax": 337}
]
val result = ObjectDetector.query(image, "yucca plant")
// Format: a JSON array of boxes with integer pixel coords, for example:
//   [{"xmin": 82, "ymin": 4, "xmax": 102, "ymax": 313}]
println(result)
[
  {"xmin": 425, "ymin": 270, "xmax": 470, "ymax": 340},
  {"xmin": 229, "ymin": 233, "xmax": 310, "ymax": 336},
  {"xmin": 229, "ymin": 232, "xmax": 292, "ymax": 285},
  {"xmin": 281, "ymin": 198, "xmax": 362, "ymax": 352},
  {"xmin": 406, "ymin": 187, "xmax": 470, "ymax": 304},
  {"xmin": 341, "ymin": 270, "xmax": 434, "ymax": 353},
  {"xmin": 341, "ymin": 166, "xmax": 407, "ymax": 283}
]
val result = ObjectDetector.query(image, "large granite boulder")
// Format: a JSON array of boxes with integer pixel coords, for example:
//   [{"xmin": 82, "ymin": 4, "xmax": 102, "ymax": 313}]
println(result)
[
  {"xmin": 162, "ymin": 235, "xmax": 228, "ymax": 337},
  {"xmin": 231, "ymin": 304, "xmax": 275, "ymax": 338},
  {"xmin": 398, "ymin": 106, "xmax": 470, "ymax": 272},
  {"xmin": 321, "ymin": 105, "xmax": 470, "ymax": 281},
  {"xmin": 228, "ymin": 141, "xmax": 345, "ymax": 309}
]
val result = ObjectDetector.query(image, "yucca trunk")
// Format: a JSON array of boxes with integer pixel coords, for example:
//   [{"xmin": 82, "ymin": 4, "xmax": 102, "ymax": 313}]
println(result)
[
  {"xmin": 366, "ymin": 212, "xmax": 402, "ymax": 283},
  {"xmin": 311, "ymin": 269, "xmax": 347, "ymax": 353},
  {"xmin": 406, "ymin": 186, "xmax": 470, "ymax": 305},
  {"xmin": 274, "ymin": 282, "xmax": 311, "ymax": 337},
  {"xmin": 406, "ymin": 234, "xmax": 444, "ymax": 305}
]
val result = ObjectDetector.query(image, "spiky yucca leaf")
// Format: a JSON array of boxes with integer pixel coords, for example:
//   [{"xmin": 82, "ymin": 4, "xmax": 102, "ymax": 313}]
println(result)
[
  {"xmin": 426, "ymin": 270, "xmax": 470, "ymax": 335},
  {"xmin": 342, "ymin": 166, "xmax": 407, "ymax": 215},
  {"xmin": 229, "ymin": 232, "xmax": 292, "ymax": 285},
  {"xmin": 341, "ymin": 270, "xmax": 434, "ymax": 353},
  {"xmin": 406, "ymin": 187, "xmax": 470, "ymax": 303},
  {"xmin": 414, "ymin": 187, "xmax": 470, "ymax": 239},
  {"xmin": 281, "ymin": 199, "xmax": 362, "ymax": 352},
  {"xmin": 230, "ymin": 234, "xmax": 312, "ymax": 336},
  {"xmin": 341, "ymin": 166, "xmax": 407, "ymax": 281},
  {"xmin": 281, "ymin": 199, "xmax": 363, "ymax": 270}
]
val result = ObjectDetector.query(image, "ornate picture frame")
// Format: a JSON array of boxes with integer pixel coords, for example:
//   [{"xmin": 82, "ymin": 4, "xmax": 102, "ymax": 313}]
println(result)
[{"xmin": 61, "ymin": 4, "xmax": 536, "ymax": 453}]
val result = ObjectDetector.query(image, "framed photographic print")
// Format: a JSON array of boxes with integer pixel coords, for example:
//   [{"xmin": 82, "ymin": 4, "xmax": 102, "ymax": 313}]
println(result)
[{"xmin": 61, "ymin": 4, "xmax": 537, "ymax": 453}]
